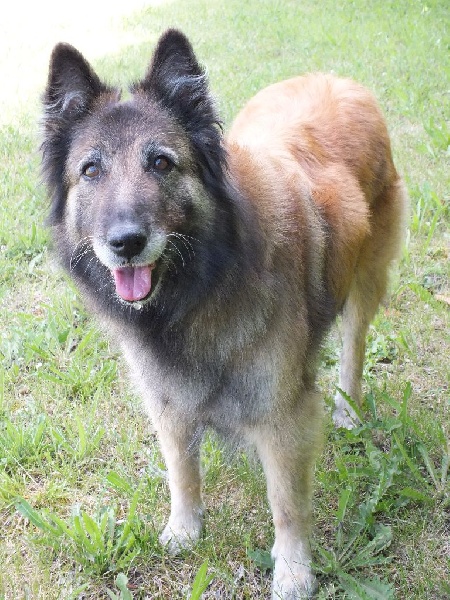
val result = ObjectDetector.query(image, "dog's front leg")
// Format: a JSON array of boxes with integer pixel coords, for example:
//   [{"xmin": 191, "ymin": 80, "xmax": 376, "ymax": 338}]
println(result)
[
  {"xmin": 153, "ymin": 416, "xmax": 203, "ymax": 554},
  {"xmin": 248, "ymin": 393, "xmax": 322, "ymax": 599}
]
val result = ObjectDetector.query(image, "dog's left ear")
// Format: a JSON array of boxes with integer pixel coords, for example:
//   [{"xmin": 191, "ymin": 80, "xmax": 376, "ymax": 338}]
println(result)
[
  {"xmin": 138, "ymin": 29, "xmax": 216, "ymax": 133},
  {"xmin": 137, "ymin": 29, "xmax": 226, "ymax": 190}
]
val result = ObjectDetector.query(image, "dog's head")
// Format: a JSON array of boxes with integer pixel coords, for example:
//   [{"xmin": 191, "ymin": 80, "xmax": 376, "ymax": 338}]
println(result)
[{"xmin": 42, "ymin": 30, "xmax": 231, "ymax": 310}]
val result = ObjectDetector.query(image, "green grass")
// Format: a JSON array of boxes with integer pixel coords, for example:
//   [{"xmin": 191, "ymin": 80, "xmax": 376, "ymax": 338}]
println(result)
[{"xmin": 1, "ymin": 0, "xmax": 449, "ymax": 598}]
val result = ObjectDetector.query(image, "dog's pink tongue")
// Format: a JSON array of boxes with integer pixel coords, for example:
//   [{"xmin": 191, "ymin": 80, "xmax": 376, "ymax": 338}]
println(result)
[{"xmin": 112, "ymin": 266, "xmax": 152, "ymax": 301}]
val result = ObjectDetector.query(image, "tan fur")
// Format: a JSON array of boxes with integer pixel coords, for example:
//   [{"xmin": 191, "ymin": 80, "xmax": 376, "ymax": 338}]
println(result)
[
  {"xmin": 224, "ymin": 74, "xmax": 407, "ymax": 595},
  {"xmin": 228, "ymin": 73, "xmax": 407, "ymax": 422}
]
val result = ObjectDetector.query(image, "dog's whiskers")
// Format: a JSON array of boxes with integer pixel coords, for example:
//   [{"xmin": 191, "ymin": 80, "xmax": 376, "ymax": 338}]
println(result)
[
  {"xmin": 167, "ymin": 239, "xmax": 187, "ymax": 268},
  {"xmin": 161, "ymin": 253, "xmax": 179, "ymax": 276},
  {"xmin": 83, "ymin": 256, "xmax": 98, "ymax": 276},
  {"xmin": 167, "ymin": 232, "xmax": 196, "ymax": 259},
  {"xmin": 70, "ymin": 248, "xmax": 91, "ymax": 271},
  {"xmin": 69, "ymin": 237, "xmax": 94, "ymax": 272}
]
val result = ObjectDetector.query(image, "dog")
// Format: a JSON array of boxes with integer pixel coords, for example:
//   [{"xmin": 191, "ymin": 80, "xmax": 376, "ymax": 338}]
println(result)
[{"xmin": 41, "ymin": 29, "xmax": 407, "ymax": 598}]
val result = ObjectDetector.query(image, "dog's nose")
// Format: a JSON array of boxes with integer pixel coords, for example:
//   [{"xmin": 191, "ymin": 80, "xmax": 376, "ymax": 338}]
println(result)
[{"xmin": 107, "ymin": 224, "xmax": 147, "ymax": 259}]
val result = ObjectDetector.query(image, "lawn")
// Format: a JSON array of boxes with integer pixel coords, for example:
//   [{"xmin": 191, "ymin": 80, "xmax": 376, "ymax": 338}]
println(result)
[{"xmin": 0, "ymin": 0, "xmax": 449, "ymax": 598}]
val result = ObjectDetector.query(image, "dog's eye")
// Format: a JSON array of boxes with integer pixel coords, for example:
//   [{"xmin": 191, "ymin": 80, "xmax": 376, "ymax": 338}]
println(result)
[
  {"xmin": 153, "ymin": 155, "xmax": 173, "ymax": 173},
  {"xmin": 82, "ymin": 163, "xmax": 101, "ymax": 179}
]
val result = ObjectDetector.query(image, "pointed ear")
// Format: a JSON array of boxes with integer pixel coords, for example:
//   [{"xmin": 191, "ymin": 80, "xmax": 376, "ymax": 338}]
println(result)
[
  {"xmin": 43, "ymin": 43, "xmax": 109, "ymax": 127},
  {"xmin": 136, "ymin": 29, "xmax": 226, "ymax": 191},
  {"xmin": 41, "ymin": 44, "xmax": 111, "ymax": 225},
  {"xmin": 137, "ymin": 29, "xmax": 219, "ymax": 133}
]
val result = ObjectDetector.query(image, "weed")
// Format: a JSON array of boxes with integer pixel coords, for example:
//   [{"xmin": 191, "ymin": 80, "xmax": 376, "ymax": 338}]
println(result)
[
  {"xmin": 421, "ymin": 117, "xmax": 450, "ymax": 157},
  {"xmin": 50, "ymin": 416, "xmax": 106, "ymax": 463},
  {"xmin": 106, "ymin": 573, "xmax": 133, "ymax": 600},
  {"xmin": 409, "ymin": 183, "xmax": 449, "ymax": 256},
  {"xmin": 315, "ymin": 383, "xmax": 449, "ymax": 597},
  {"xmin": 364, "ymin": 324, "xmax": 399, "ymax": 374},
  {"xmin": 15, "ymin": 485, "xmax": 153, "ymax": 576},
  {"xmin": 0, "ymin": 416, "xmax": 46, "ymax": 467},
  {"xmin": 188, "ymin": 560, "xmax": 214, "ymax": 600}
]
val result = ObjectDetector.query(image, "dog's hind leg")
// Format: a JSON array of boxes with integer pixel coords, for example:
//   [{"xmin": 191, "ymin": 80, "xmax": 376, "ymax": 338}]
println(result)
[
  {"xmin": 333, "ymin": 180, "xmax": 407, "ymax": 429},
  {"xmin": 248, "ymin": 391, "xmax": 322, "ymax": 599},
  {"xmin": 333, "ymin": 271, "xmax": 385, "ymax": 428},
  {"xmin": 154, "ymin": 416, "xmax": 204, "ymax": 554}
]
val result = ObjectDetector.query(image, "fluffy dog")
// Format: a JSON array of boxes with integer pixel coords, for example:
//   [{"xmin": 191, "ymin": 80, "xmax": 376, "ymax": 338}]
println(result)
[{"xmin": 42, "ymin": 29, "xmax": 407, "ymax": 598}]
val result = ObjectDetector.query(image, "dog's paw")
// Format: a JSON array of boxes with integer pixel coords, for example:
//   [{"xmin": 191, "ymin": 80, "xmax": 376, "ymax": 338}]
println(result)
[
  {"xmin": 271, "ymin": 543, "xmax": 316, "ymax": 600},
  {"xmin": 332, "ymin": 405, "xmax": 360, "ymax": 430},
  {"xmin": 159, "ymin": 512, "xmax": 203, "ymax": 554},
  {"xmin": 332, "ymin": 392, "xmax": 360, "ymax": 430},
  {"xmin": 272, "ymin": 568, "xmax": 316, "ymax": 599}
]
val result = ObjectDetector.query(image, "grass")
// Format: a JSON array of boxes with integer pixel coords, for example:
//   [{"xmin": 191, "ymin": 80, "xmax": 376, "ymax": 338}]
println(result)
[{"xmin": 1, "ymin": 0, "xmax": 449, "ymax": 598}]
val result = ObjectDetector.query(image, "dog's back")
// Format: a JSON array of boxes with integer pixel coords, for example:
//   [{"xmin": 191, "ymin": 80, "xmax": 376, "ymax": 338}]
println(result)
[{"xmin": 228, "ymin": 73, "xmax": 405, "ymax": 309}]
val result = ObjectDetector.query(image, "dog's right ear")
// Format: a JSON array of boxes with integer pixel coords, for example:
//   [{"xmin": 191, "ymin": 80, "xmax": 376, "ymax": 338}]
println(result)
[
  {"xmin": 42, "ymin": 45, "xmax": 110, "ymax": 225},
  {"xmin": 43, "ymin": 43, "xmax": 108, "ymax": 129}
]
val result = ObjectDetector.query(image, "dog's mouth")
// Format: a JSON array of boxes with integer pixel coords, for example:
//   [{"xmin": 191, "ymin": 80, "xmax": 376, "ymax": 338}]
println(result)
[{"xmin": 112, "ymin": 264, "xmax": 155, "ymax": 303}]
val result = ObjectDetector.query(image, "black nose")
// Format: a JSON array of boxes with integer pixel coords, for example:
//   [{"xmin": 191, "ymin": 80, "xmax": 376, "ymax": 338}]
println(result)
[{"xmin": 107, "ymin": 224, "xmax": 147, "ymax": 259}]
